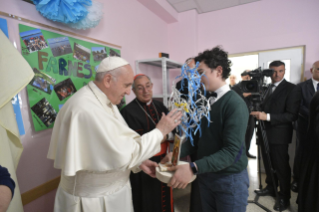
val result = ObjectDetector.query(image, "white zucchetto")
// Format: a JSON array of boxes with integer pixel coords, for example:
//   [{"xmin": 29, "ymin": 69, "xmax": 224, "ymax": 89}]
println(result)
[{"xmin": 96, "ymin": 56, "xmax": 129, "ymax": 73}]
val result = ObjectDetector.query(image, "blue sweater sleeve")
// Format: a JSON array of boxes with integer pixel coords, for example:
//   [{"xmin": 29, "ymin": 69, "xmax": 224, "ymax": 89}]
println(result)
[{"xmin": 0, "ymin": 165, "xmax": 15, "ymax": 198}]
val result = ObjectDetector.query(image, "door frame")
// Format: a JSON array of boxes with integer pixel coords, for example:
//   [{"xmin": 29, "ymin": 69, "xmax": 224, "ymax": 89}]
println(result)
[{"xmin": 229, "ymin": 45, "xmax": 305, "ymax": 82}]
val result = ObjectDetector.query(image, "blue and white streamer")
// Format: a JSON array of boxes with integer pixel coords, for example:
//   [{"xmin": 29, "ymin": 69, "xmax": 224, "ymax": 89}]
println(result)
[{"xmin": 169, "ymin": 62, "xmax": 212, "ymax": 145}]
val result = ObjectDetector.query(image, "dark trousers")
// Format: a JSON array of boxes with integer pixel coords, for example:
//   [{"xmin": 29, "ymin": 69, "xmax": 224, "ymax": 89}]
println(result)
[
  {"xmin": 245, "ymin": 115, "xmax": 255, "ymax": 152},
  {"xmin": 293, "ymin": 130, "xmax": 307, "ymax": 182},
  {"xmin": 189, "ymin": 153, "xmax": 203, "ymax": 212},
  {"xmin": 190, "ymin": 178, "xmax": 202, "ymax": 212},
  {"xmin": 198, "ymin": 169, "xmax": 249, "ymax": 212},
  {"xmin": 260, "ymin": 141, "xmax": 291, "ymax": 200}
]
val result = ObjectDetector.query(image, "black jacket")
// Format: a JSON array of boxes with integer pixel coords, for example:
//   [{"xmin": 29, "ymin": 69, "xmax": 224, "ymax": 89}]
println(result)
[
  {"xmin": 296, "ymin": 79, "xmax": 316, "ymax": 133},
  {"xmin": 261, "ymin": 79, "xmax": 300, "ymax": 144},
  {"xmin": 232, "ymin": 81, "xmax": 252, "ymax": 111}
]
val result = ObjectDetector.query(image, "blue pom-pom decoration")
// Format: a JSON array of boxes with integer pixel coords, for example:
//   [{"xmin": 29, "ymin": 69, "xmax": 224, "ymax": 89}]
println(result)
[
  {"xmin": 66, "ymin": 0, "xmax": 103, "ymax": 30},
  {"xmin": 32, "ymin": 0, "xmax": 92, "ymax": 24}
]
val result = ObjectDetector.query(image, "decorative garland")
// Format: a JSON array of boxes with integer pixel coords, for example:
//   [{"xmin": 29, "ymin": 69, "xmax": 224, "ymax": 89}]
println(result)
[{"xmin": 169, "ymin": 62, "xmax": 212, "ymax": 145}]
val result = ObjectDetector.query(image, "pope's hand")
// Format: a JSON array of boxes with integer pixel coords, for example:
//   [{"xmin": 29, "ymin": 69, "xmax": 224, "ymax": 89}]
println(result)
[
  {"xmin": 160, "ymin": 152, "xmax": 173, "ymax": 164},
  {"xmin": 156, "ymin": 109, "xmax": 182, "ymax": 138},
  {"xmin": 139, "ymin": 160, "xmax": 158, "ymax": 178},
  {"xmin": 166, "ymin": 164, "xmax": 194, "ymax": 189}
]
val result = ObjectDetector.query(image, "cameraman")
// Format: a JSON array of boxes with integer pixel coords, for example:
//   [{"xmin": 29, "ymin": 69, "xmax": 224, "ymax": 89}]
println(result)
[
  {"xmin": 232, "ymin": 70, "xmax": 256, "ymax": 158},
  {"xmin": 251, "ymin": 61, "xmax": 300, "ymax": 211}
]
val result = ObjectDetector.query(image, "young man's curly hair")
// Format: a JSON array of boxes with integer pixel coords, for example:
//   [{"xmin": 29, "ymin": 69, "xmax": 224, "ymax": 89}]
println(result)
[{"xmin": 195, "ymin": 46, "xmax": 232, "ymax": 79}]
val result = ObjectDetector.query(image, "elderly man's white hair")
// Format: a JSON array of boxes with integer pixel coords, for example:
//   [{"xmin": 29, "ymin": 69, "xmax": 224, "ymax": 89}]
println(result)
[
  {"xmin": 132, "ymin": 74, "xmax": 152, "ymax": 89},
  {"xmin": 95, "ymin": 57, "xmax": 129, "ymax": 82}
]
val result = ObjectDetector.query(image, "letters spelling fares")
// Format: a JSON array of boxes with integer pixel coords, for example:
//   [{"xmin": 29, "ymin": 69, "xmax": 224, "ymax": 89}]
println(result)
[{"xmin": 38, "ymin": 51, "xmax": 93, "ymax": 79}]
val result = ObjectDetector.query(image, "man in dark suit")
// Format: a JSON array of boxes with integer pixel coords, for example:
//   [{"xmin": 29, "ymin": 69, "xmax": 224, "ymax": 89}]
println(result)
[
  {"xmin": 291, "ymin": 60, "xmax": 319, "ymax": 192},
  {"xmin": 251, "ymin": 61, "xmax": 300, "ymax": 211},
  {"xmin": 232, "ymin": 70, "xmax": 256, "ymax": 158}
]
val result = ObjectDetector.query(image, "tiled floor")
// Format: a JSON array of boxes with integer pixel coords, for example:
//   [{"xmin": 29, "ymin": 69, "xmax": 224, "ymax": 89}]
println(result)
[{"xmin": 174, "ymin": 144, "xmax": 298, "ymax": 212}]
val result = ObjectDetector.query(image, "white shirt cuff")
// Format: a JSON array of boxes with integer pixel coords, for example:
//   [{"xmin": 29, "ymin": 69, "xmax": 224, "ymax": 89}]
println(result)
[
  {"xmin": 267, "ymin": 114, "xmax": 271, "ymax": 121},
  {"xmin": 167, "ymin": 132, "xmax": 174, "ymax": 140},
  {"xmin": 132, "ymin": 162, "xmax": 142, "ymax": 173}
]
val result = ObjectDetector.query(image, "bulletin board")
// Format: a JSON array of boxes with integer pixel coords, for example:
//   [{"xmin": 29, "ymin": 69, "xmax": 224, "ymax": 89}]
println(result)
[
  {"xmin": 19, "ymin": 24, "xmax": 121, "ymax": 131},
  {"xmin": 0, "ymin": 11, "xmax": 122, "ymax": 133}
]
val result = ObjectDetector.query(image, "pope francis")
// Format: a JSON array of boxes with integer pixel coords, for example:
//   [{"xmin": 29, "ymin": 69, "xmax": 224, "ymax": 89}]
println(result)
[{"xmin": 47, "ymin": 57, "xmax": 182, "ymax": 212}]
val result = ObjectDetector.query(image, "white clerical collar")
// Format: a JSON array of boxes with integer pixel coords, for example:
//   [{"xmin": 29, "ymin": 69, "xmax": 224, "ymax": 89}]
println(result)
[
  {"xmin": 273, "ymin": 78, "xmax": 285, "ymax": 87},
  {"xmin": 312, "ymin": 77, "xmax": 319, "ymax": 91},
  {"xmin": 214, "ymin": 84, "xmax": 231, "ymax": 102},
  {"xmin": 90, "ymin": 81, "xmax": 112, "ymax": 106},
  {"xmin": 136, "ymin": 99, "xmax": 152, "ymax": 106}
]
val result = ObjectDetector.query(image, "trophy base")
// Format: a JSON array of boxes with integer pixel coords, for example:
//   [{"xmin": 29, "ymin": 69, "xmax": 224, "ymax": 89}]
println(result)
[{"xmin": 156, "ymin": 161, "xmax": 197, "ymax": 184}]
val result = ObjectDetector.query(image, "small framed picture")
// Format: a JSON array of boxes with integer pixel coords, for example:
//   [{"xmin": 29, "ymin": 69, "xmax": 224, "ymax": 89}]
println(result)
[
  {"xmin": 47, "ymin": 37, "xmax": 73, "ymax": 57},
  {"xmin": 73, "ymin": 42, "xmax": 91, "ymax": 63},
  {"xmin": 29, "ymin": 68, "xmax": 56, "ymax": 94},
  {"xmin": 92, "ymin": 47, "xmax": 107, "ymax": 62},
  {"xmin": 20, "ymin": 29, "xmax": 49, "ymax": 53},
  {"xmin": 54, "ymin": 78, "xmax": 77, "ymax": 101},
  {"xmin": 31, "ymin": 98, "xmax": 57, "ymax": 127}
]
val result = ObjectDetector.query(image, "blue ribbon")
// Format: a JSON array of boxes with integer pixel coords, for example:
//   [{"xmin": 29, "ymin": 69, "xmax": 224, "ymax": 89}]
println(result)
[{"xmin": 174, "ymin": 62, "xmax": 211, "ymax": 146}]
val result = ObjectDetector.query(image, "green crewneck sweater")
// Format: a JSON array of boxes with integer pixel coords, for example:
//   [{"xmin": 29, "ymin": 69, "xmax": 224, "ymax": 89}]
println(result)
[{"xmin": 181, "ymin": 90, "xmax": 249, "ymax": 175}]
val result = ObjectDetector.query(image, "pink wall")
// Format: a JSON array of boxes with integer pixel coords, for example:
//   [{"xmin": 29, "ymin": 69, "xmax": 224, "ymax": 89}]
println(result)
[
  {"xmin": 23, "ymin": 189, "xmax": 57, "ymax": 212},
  {"xmin": 196, "ymin": 0, "xmax": 319, "ymax": 78},
  {"xmin": 168, "ymin": 0, "xmax": 319, "ymax": 78},
  {"xmin": 168, "ymin": 10, "xmax": 198, "ymax": 63},
  {"xmin": 0, "ymin": 0, "xmax": 169, "ymax": 211}
]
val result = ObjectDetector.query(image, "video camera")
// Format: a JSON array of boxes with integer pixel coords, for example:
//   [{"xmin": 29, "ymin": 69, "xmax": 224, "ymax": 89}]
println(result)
[
  {"xmin": 241, "ymin": 68, "xmax": 273, "ymax": 93},
  {"xmin": 240, "ymin": 67, "xmax": 274, "ymax": 107}
]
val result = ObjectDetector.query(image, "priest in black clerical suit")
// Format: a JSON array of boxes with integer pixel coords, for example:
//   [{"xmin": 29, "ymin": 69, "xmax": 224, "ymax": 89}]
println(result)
[
  {"xmin": 121, "ymin": 74, "xmax": 174, "ymax": 212},
  {"xmin": 291, "ymin": 60, "xmax": 319, "ymax": 192},
  {"xmin": 251, "ymin": 61, "xmax": 300, "ymax": 211}
]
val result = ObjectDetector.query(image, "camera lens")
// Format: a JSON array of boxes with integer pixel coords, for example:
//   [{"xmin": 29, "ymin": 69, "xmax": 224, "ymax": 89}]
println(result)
[{"xmin": 245, "ymin": 82, "xmax": 255, "ymax": 91}]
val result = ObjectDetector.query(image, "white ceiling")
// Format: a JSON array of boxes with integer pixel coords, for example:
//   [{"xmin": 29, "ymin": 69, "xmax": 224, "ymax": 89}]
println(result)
[{"xmin": 167, "ymin": 0, "xmax": 261, "ymax": 14}]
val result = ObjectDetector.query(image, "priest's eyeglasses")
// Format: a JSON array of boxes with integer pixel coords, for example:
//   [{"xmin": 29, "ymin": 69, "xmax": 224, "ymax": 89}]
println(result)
[{"xmin": 136, "ymin": 84, "xmax": 153, "ymax": 92}]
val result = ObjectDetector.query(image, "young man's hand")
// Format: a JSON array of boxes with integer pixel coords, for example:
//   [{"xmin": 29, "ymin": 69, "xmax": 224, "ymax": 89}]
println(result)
[{"xmin": 166, "ymin": 164, "xmax": 194, "ymax": 189}]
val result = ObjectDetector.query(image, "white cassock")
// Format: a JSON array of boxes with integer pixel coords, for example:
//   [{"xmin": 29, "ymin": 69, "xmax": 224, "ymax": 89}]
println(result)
[{"xmin": 48, "ymin": 81, "xmax": 163, "ymax": 212}]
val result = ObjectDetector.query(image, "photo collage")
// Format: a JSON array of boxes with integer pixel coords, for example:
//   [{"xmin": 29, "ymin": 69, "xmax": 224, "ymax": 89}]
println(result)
[{"xmin": 20, "ymin": 26, "xmax": 121, "ymax": 131}]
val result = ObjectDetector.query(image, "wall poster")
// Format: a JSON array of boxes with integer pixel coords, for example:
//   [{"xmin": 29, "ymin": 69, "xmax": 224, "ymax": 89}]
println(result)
[{"xmin": 19, "ymin": 24, "xmax": 121, "ymax": 132}]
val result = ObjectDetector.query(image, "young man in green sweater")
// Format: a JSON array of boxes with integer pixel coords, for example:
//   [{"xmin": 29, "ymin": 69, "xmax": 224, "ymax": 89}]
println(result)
[{"xmin": 161, "ymin": 47, "xmax": 249, "ymax": 212}]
